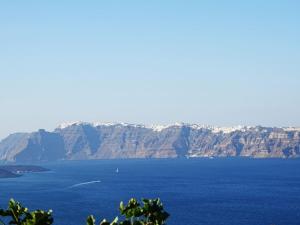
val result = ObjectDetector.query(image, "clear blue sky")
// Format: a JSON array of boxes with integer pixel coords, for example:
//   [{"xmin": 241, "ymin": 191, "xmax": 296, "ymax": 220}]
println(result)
[{"xmin": 0, "ymin": 0, "xmax": 299, "ymax": 139}]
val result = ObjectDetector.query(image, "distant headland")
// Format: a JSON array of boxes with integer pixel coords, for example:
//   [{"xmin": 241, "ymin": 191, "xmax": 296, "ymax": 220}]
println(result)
[{"xmin": 0, "ymin": 165, "xmax": 49, "ymax": 178}]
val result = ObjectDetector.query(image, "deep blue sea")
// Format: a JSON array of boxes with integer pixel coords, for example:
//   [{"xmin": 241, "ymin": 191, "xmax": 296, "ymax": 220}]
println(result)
[{"xmin": 1, "ymin": 158, "xmax": 300, "ymax": 225}]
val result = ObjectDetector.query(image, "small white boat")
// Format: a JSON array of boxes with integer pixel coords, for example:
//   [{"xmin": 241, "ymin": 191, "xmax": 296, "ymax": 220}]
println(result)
[{"xmin": 116, "ymin": 168, "xmax": 119, "ymax": 173}]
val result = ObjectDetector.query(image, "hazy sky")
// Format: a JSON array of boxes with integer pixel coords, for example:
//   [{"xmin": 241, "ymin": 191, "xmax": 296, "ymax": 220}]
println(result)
[{"xmin": 0, "ymin": 1, "xmax": 300, "ymax": 139}]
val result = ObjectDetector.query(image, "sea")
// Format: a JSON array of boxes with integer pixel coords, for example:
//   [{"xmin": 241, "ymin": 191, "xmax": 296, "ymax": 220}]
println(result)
[{"xmin": 1, "ymin": 158, "xmax": 300, "ymax": 225}]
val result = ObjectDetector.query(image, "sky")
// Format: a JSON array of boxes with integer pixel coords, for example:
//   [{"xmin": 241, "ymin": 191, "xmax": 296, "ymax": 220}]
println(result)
[{"xmin": 0, "ymin": 0, "xmax": 300, "ymax": 139}]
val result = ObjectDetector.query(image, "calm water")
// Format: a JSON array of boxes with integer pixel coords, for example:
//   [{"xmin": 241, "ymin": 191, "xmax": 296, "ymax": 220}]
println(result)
[{"xmin": 1, "ymin": 158, "xmax": 300, "ymax": 225}]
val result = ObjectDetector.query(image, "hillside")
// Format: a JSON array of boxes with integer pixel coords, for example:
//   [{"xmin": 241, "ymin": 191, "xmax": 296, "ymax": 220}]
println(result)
[{"xmin": 0, "ymin": 122, "xmax": 299, "ymax": 162}]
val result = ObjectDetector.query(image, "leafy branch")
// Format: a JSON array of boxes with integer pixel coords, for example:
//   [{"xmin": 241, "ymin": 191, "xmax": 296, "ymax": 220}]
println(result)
[{"xmin": 0, "ymin": 198, "xmax": 169, "ymax": 225}]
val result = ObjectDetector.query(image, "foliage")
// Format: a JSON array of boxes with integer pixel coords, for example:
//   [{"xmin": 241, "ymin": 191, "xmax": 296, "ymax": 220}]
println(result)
[
  {"xmin": 0, "ymin": 199, "xmax": 53, "ymax": 225},
  {"xmin": 0, "ymin": 198, "xmax": 169, "ymax": 225},
  {"xmin": 87, "ymin": 198, "xmax": 169, "ymax": 225}
]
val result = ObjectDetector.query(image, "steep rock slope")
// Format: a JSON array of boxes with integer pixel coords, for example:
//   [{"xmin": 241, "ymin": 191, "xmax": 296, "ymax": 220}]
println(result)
[{"xmin": 0, "ymin": 123, "xmax": 299, "ymax": 162}]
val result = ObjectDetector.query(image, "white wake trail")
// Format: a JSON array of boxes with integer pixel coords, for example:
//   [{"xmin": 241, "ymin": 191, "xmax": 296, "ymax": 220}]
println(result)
[{"xmin": 69, "ymin": 180, "xmax": 101, "ymax": 188}]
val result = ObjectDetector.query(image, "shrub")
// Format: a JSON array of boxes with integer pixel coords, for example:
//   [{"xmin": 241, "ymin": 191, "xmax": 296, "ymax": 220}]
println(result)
[
  {"xmin": 0, "ymin": 198, "xmax": 169, "ymax": 225},
  {"xmin": 87, "ymin": 198, "xmax": 169, "ymax": 225},
  {"xmin": 0, "ymin": 199, "xmax": 53, "ymax": 225}
]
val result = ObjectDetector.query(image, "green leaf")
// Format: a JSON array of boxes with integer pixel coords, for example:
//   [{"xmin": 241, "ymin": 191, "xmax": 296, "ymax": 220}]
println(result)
[
  {"xmin": 99, "ymin": 219, "xmax": 110, "ymax": 225},
  {"xmin": 86, "ymin": 215, "xmax": 96, "ymax": 225},
  {"xmin": 110, "ymin": 217, "xmax": 118, "ymax": 225}
]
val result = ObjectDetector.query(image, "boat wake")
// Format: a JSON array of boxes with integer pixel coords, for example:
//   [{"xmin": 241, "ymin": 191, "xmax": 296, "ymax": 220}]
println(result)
[{"xmin": 69, "ymin": 180, "xmax": 101, "ymax": 188}]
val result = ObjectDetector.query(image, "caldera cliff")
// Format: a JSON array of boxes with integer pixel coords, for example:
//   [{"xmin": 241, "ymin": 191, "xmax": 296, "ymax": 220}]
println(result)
[{"xmin": 0, "ymin": 122, "xmax": 299, "ymax": 162}]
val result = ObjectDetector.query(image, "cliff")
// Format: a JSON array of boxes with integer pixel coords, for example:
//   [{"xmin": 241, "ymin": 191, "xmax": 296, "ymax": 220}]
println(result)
[{"xmin": 0, "ymin": 123, "xmax": 299, "ymax": 162}]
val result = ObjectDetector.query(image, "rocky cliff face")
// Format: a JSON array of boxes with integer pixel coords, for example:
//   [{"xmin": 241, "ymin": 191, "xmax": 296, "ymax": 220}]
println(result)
[{"xmin": 0, "ymin": 123, "xmax": 299, "ymax": 162}]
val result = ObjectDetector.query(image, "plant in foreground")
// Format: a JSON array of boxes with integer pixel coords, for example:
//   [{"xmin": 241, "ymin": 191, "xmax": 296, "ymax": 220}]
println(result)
[
  {"xmin": 0, "ymin": 199, "xmax": 53, "ymax": 225},
  {"xmin": 0, "ymin": 198, "xmax": 169, "ymax": 225},
  {"xmin": 87, "ymin": 198, "xmax": 169, "ymax": 225}
]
